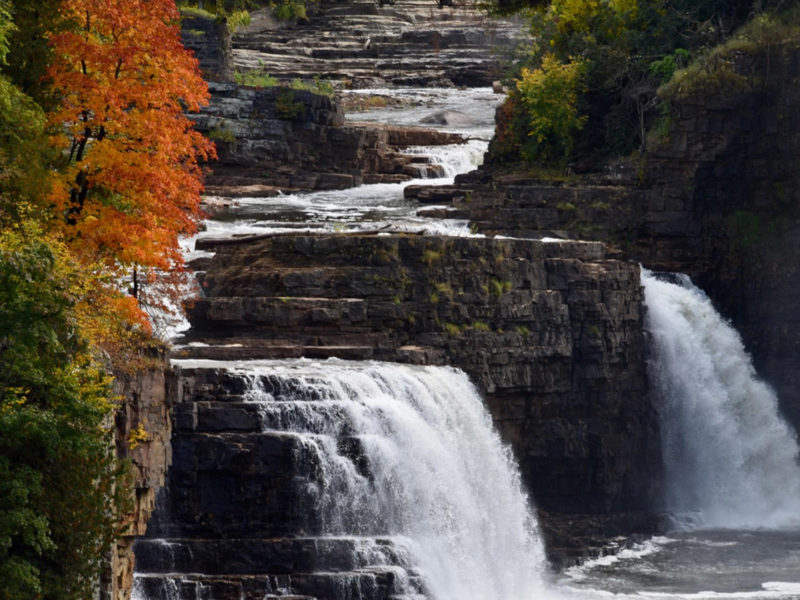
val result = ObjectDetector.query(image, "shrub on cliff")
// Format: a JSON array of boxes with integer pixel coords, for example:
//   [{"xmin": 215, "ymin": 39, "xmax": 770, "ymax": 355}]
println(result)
[
  {"xmin": 485, "ymin": 0, "xmax": 790, "ymax": 169},
  {"xmin": 513, "ymin": 54, "xmax": 588, "ymax": 162}
]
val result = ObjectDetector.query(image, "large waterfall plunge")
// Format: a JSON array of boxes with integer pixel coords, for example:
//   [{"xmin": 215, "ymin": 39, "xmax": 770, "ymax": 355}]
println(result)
[
  {"xmin": 229, "ymin": 359, "xmax": 547, "ymax": 600},
  {"xmin": 642, "ymin": 270, "xmax": 800, "ymax": 529}
]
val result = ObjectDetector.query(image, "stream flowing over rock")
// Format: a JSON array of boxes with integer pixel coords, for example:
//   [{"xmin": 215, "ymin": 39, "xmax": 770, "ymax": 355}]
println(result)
[
  {"xmin": 191, "ymin": 82, "xmax": 467, "ymax": 194},
  {"xmin": 135, "ymin": 361, "xmax": 549, "ymax": 600}
]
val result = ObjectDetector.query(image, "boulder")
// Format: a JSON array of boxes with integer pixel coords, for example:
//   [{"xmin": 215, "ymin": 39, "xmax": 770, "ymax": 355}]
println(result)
[{"xmin": 420, "ymin": 110, "xmax": 475, "ymax": 126}]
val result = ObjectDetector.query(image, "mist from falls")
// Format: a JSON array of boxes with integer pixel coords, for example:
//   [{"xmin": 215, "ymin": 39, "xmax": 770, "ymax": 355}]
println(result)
[
  {"xmin": 642, "ymin": 270, "xmax": 800, "ymax": 529},
  {"xmin": 231, "ymin": 359, "xmax": 548, "ymax": 600}
]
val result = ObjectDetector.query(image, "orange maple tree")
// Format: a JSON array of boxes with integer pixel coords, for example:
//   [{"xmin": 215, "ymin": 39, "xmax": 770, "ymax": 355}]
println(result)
[{"xmin": 46, "ymin": 0, "xmax": 215, "ymax": 283}]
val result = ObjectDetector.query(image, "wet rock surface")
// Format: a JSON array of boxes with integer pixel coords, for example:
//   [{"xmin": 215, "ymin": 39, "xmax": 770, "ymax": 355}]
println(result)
[{"xmin": 139, "ymin": 363, "xmax": 436, "ymax": 600}]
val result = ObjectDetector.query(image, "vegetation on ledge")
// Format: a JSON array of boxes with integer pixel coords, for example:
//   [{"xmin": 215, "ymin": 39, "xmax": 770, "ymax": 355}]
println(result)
[
  {"xmin": 234, "ymin": 64, "xmax": 336, "ymax": 97},
  {"xmin": 484, "ymin": 0, "xmax": 794, "ymax": 170},
  {"xmin": 660, "ymin": 6, "xmax": 800, "ymax": 102},
  {"xmin": 177, "ymin": 0, "xmax": 315, "ymax": 22}
]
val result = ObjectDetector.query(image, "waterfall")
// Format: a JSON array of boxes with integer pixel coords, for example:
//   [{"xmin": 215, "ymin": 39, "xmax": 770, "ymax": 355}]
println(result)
[
  {"xmin": 240, "ymin": 359, "xmax": 547, "ymax": 600},
  {"xmin": 642, "ymin": 270, "xmax": 800, "ymax": 529}
]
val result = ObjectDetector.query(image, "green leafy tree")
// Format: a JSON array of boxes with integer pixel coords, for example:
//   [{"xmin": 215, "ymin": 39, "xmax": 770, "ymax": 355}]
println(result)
[
  {"xmin": 0, "ymin": 225, "xmax": 127, "ymax": 600},
  {"xmin": 2, "ymin": 0, "xmax": 63, "ymax": 107},
  {"xmin": 486, "ymin": 0, "xmax": 790, "ymax": 167},
  {"xmin": 515, "ymin": 54, "xmax": 588, "ymax": 161},
  {"xmin": 0, "ymin": 72, "xmax": 51, "ymax": 225}
]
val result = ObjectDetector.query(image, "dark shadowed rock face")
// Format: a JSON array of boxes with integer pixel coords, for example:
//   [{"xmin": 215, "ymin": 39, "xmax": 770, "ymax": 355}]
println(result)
[
  {"xmin": 179, "ymin": 233, "xmax": 658, "ymax": 515},
  {"xmin": 181, "ymin": 13, "xmax": 233, "ymax": 82}
]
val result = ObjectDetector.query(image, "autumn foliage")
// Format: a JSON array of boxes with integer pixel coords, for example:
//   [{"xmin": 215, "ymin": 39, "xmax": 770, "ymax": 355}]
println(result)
[
  {"xmin": 0, "ymin": 1, "xmax": 214, "ymax": 596},
  {"xmin": 46, "ymin": 0, "xmax": 215, "ymax": 274}
]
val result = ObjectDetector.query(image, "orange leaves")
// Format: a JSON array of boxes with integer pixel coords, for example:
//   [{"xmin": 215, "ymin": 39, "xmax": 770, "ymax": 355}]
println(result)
[{"xmin": 46, "ymin": 0, "xmax": 215, "ymax": 275}]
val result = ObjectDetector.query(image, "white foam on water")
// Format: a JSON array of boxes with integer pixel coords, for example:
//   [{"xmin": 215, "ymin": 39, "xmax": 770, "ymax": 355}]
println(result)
[
  {"xmin": 172, "ymin": 358, "xmax": 549, "ymax": 600},
  {"xmin": 343, "ymin": 86, "xmax": 503, "ymax": 139},
  {"xmin": 642, "ymin": 269, "xmax": 800, "ymax": 529},
  {"xmin": 563, "ymin": 537, "xmax": 676, "ymax": 582}
]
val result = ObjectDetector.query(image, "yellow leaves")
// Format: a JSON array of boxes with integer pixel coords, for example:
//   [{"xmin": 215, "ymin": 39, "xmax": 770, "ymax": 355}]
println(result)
[
  {"xmin": 70, "ymin": 360, "xmax": 116, "ymax": 415},
  {"xmin": 551, "ymin": 0, "xmax": 599, "ymax": 34},
  {"xmin": 610, "ymin": 0, "xmax": 638, "ymax": 15},
  {"xmin": 127, "ymin": 423, "xmax": 149, "ymax": 450},
  {"xmin": 1, "ymin": 389, "xmax": 30, "ymax": 414},
  {"xmin": 546, "ymin": 0, "xmax": 639, "ymax": 41},
  {"xmin": 514, "ymin": 53, "xmax": 588, "ymax": 161}
]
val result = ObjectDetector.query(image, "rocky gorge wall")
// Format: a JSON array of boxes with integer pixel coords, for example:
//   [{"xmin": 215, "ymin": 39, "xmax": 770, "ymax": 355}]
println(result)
[
  {"xmin": 99, "ymin": 362, "xmax": 173, "ymax": 600},
  {"xmin": 644, "ymin": 41, "xmax": 800, "ymax": 428},
  {"xmin": 180, "ymin": 11, "xmax": 233, "ymax": 83},
  {"xmin": 175, "ymin": 234, "xmax": 658, "ymax": 542},
  {"xmin": 132, "ymin": 233, "xmax": 657, "ymax": 597},
  {"xmin": 426, "ymin": 40, "xmax": 800, "ymax": 430}
]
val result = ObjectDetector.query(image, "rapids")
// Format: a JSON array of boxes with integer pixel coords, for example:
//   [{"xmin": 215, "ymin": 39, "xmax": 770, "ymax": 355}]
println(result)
[{"xmin": 193, "ymin": 87, "xmax": 500, "ymax": 242}]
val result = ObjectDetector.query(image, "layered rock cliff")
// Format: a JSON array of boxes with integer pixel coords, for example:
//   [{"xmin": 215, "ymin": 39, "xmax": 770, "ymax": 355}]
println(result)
[
  {"xmin": 192, "ymin": 82, "xmax": 464, "ymax": 194},
  {"xmin": 180, "ymin": 10, "xmax": 233, "ymax": 82},
  {"xmin": 424, "ymin": 39, "xmax": 800, "ymax": 430},
  {"xmin": 166, "ymin": 233, "xmax": 658, "ymax": 566},
  {"xmin": 99, "ymin": 362, "xmax": 172, "ymax": 600},
  {"xmin": 233, "ymin": 0, "xmax": 522, "ymax": 88}
]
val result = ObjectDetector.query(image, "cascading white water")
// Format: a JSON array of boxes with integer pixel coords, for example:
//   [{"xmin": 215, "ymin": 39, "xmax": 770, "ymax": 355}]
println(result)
[
  {"xmin": 642, "ymin": 269, "xmax": 800, "ymax": 529},
  {"xmin": 225, "ymin": 358, "xmax": 549, "ymax": 600},
  {"xmin": 186, "ymin": 87, "xmax": 499, "ymax": 246}
]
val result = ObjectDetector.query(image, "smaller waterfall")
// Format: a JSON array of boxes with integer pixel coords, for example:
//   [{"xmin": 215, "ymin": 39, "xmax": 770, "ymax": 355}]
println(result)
[
  {"xmin": 642, "ymin": 270, "xmax": 800, "ymax": 529},
  {"xmin": 404, "ymin": 140, "xmax": 488, "ymax": 180}
]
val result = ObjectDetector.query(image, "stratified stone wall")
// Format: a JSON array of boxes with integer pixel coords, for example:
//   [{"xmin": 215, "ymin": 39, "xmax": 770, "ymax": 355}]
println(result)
[
  {"xmin": 436, "ymin": 41, "xmax": 800, "ymax": 431},
  {"xmin": 181, "ymin": 12, "xmax": 233, "ymax": 82},
  {"xmin": 180, "ymin": 233, "xmax": 657, "ymax": 514},
  {"xmin": 99, "ymin": 363, "xmax": 173, "ymax": 600},
  {"xmin": 643, "ymin": 43, "xmax": 800, "ymax": 428}
]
